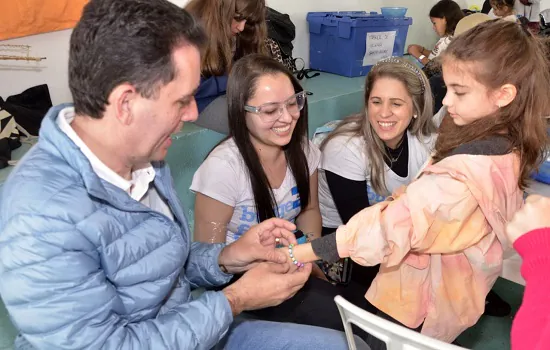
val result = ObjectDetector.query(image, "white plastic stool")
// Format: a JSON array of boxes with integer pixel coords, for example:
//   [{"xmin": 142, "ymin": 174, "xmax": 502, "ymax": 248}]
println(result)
[{"xmin": 334, "ymin": 295, "xmax": 468, "ymax": 350}]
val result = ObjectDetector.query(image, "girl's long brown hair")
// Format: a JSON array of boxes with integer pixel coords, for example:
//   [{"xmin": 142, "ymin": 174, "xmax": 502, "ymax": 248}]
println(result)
[
  {"xmin": 436, "ymin": 19, "xmax": 550, "ymax": 189},
  {"xmin": 185, "ymin": 0, "xmax": 267, "ymax": 77}
]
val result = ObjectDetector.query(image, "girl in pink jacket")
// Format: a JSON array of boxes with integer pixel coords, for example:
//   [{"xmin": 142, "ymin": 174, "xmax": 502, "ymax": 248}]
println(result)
[{"xmin": 285, "ymin": 20, "xmax": 550, "ymax": 347}]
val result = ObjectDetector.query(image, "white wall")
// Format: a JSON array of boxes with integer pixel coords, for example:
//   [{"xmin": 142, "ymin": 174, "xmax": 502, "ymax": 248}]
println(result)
[{"xmin": 3, "ymin": 0, "xmax": 538, "ymax": 105}]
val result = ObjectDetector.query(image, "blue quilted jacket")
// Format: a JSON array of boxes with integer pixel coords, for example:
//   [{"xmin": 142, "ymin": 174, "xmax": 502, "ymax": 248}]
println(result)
[{"xmin": 0, "ymin": 104, "xmax": 233, "ymax": 349}]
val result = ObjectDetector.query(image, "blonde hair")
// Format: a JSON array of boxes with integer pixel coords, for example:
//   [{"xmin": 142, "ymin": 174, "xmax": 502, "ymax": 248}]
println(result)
[
  {"xmin": 185, "ymin": 0, "xmax": 268, "ymax": 77},
  {"xmin": 321, "ymin": 58, "xmax": 435, "ymax": 195}
]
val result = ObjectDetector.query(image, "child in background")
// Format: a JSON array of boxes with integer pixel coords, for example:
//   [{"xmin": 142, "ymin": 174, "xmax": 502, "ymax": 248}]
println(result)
[
  {"xmin": 407, "ymin": 0, "xmax": 464, "ymax": 73},
  {"xmin": 490, "ymin": 0, "xmax": 519, "ymax": 22},
  {"xmin": 284, "ymin": 20, "xmax": 550, "ymax": 348}
]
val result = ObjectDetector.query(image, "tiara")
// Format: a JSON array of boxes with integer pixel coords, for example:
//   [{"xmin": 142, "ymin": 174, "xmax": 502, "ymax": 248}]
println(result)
[{"xmin": 374, "ymin": 57, "xmax": 426, "ymax": 93}]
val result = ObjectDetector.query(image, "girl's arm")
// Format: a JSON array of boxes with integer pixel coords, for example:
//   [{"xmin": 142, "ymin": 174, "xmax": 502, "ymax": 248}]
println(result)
[
  {"xmin": 287, "ymin": 170, "xmax": 490, "ymax": 267},
  {"xmin": 294, "ymin": 170, "xmax": 322, "ymax": 240}
]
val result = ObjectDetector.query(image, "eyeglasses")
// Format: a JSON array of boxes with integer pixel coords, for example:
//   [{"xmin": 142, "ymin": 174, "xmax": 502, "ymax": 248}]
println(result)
[{"xmin": 244, "ymin": 91, "xmax": 307, "ymax": 123}]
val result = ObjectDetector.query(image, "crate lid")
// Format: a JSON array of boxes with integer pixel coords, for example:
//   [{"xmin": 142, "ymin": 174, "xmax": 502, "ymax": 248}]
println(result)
[
  {"xmin": 307, "ymin": 11, "xmax": 412, "ymax": 38},
  {"xmin": 307, "ymin": 11, "xmax": 412, "ymax": 27}
]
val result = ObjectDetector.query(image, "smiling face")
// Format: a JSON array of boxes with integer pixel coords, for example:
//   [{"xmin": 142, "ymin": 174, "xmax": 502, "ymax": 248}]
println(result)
[
  {"xmin": 245, "ymin": 73, "xmax": 300, "ymax": 149},
  {"xmin": 367, "ymin": 76, "xmax": 414, "ymax": 149}
]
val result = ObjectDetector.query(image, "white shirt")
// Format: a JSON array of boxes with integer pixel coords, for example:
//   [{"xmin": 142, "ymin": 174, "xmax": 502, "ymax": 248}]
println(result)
[
  {"xmin": 429, "ymin": 36, "xmax": 452, "ymax": 60},
  {"xmin": 190, "ymin": 138, "xmax": 321, "ymax": 244},
  {"xmin": 318, "ymin": 131, "xmax": 436, "ymax": 228},
  {"xmin": 515, "ymin": 0, "xmax": 540, "ymax": 22},
  {"xmin": 57, "ymin": 107, "xmax": 173, "ymax": 220}
]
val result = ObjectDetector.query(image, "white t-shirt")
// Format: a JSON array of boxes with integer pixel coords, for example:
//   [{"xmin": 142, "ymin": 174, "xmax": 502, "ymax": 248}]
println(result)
[
  {"xmin": 515, "ymin": 0, "xmax": 540, "ymax": 22},
  {"xmin": 318, "ymin": 130, "xmax": 436, "ymax": 228},
  {"xmin": 429, "ymin": 36, "xmax": 452, "ymax": 60},
  {"xmin": 190, "ymin": 138, "xmax": 321, "ymax": 243}
]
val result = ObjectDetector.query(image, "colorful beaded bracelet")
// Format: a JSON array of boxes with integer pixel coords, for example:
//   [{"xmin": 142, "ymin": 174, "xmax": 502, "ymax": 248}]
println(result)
[{"xmin": 288, "ymin": 243, "xmax": 304, "ymax": 268}]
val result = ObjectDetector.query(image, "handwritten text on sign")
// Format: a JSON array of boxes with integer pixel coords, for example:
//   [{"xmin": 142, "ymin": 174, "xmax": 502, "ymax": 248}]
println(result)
[{"xmin": 363, "ymin": 31, "xmax": 397, "ymax": 66}]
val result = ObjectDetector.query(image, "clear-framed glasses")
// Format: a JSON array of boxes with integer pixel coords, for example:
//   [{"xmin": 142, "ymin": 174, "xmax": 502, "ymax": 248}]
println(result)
[{"xmin": 244, "ymin": 91, "xmax": 307, "ymax": 123}]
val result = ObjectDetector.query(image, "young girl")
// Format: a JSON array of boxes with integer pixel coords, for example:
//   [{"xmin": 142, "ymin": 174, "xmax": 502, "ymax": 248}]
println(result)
[
  {"xmin": 190, "ymin": 54, "xmax": 362, "ymax": 333},
  {"xmin": 316, "ymin": 58, "xmax": 436, "ymax": 290},
  {"xmin": 407, "ymin": 0, "xmax": 464, "ymax": 72},
  {"xmin": 490, "ymin": 0, "xmax": 519, "ymax": 22},
  {"xmin": 185, "ymin": 0, "xmax": 268, "ymax": 133},
  {"xmin": 283, "ymin": 19, "xmax": 550, "ymax": 347}
]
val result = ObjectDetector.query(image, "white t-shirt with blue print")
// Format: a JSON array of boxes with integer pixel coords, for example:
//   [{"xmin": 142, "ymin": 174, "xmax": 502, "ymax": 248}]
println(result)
[
  {"xmin": 318, "ymin": 131, "xmax": 436, "ymax": 229},
  {"xmin": 190, "ymin": 138, "xmax": 321, "ymax": 244}
]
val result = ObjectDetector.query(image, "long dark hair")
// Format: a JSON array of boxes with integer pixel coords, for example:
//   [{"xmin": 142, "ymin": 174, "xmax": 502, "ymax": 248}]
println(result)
[
  {"xmin": 437, "ymin": 20, "xmax": 550, "ymax": 189},
  {"xmin": 223, "ymin": 54, "xmax": 310, "ymax": 222},
  {"xmin": 429, "ymin": 0, "xmax": 465, "ymax": 35}
]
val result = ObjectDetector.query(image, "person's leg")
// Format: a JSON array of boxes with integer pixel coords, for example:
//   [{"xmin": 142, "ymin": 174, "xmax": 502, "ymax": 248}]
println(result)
[
  {"xmin": 246, "ymin": 277, "xmax": 349, "ymax": 332},
  {"xmin": 363, "ymin": 309, "xmax": 423, "ymax": 350},
  {"xmin": 193, "ymin": 95, "xmax": 229, "ymax": 134},
  {"xmin": 222, "ymin": 320, "xmax": 370, "ymax": 350}
]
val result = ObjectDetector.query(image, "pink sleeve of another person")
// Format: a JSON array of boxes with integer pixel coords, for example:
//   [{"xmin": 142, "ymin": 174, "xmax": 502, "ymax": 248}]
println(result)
[{"xmin": 511, "ymin": 228, "xmax": 550, "ymax": 350}]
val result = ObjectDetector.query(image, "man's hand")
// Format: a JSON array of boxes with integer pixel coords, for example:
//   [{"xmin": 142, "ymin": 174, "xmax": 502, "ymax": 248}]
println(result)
[
  {"xmin": 222, "ymin": 262, "xmax": 312, "ymax": 315},
  {"xmin": 506, "ymin": 195, "xmax": 550, "ymax": 245},
  {"xmin": 218, "ymin": 218, "xmax": 298, "ymax": 274}
]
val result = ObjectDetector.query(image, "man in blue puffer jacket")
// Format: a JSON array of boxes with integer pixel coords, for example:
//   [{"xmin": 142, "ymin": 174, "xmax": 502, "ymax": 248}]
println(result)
[{"xmin": 0, "ymin": 1, "xmax": 369, "ymax": 349}]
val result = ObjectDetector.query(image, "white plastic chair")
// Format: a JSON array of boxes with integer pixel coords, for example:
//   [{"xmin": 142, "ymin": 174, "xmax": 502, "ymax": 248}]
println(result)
[{"xmin": 334, "ymin": 295, "xmax": 468, "ymax": 350}]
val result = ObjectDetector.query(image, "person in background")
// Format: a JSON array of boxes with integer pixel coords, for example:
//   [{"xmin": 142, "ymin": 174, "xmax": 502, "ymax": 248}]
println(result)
[
  {"xmin": 315, "ymin": 57, "xmax": 436, "ymax": 306},
  {"xmin": 482, "ymin": 0, "xmax": 493, "ymax": 13},
  {"xmin": 515, "ymin": 0, "xmax": 541, "ymax": 33},
  {"xmin": 0, "ymin": 1, "xmax": 367, "ymax": 349},
  {"xmin": 490, "ymin": 0, "xmax": 520, "ymax": 22},
  {"xmin": 185, "ymin": 0, "xmax": 268, "ymax": 134},
  {"xmin": 431, "ymin": 13, "xmax": 492, "ymax": 117},
  {"xmin": 506, "ymin": 194, "xmax": 550, "ymax": 350},
  {"xmin": 280, "ymin": 19, "xmax": 550, "ymax": 348},
  {"xmin": 407, "ymin": 0, "xmax": 464, "ymax": 77}
]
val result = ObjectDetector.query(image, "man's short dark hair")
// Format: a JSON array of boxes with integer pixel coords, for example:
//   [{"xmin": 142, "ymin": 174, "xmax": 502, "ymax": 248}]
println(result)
[{"xmin": 69, "ymin": 0, "xmax": 206, "ymax": 118}]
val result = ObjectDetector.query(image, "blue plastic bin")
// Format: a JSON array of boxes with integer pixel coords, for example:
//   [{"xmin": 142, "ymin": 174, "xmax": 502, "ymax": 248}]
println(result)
[
  {"xmin": 307, "ymin": 11, "xmax": 413, "ymax": 77},
  {"xmin": 533, "ymin": 159, "xmax": 550, "ymax": 184}
]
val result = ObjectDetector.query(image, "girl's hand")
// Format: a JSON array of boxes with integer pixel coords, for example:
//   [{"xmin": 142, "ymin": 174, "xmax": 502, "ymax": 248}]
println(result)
[{"xmin": 407, "ymin": 44, "xmax": 423, "ymax": 58}]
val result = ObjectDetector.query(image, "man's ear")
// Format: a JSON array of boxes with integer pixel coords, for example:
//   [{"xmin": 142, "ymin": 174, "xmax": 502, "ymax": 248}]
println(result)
[{"xmin": 108, "ymin": 83, "xmax": 138, "ymax": 126}]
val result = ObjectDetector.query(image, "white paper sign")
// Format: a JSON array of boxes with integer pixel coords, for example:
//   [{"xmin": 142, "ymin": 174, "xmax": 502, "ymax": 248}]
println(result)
[{"xmin": 362, "ymin": 31, "xmax": 397, "ymax": 66}]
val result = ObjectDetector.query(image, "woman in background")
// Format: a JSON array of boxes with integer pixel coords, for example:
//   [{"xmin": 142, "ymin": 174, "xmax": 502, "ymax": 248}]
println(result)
[{"xmin": 185, "ymin": 0, "xmax": 268, "ymax": 133}]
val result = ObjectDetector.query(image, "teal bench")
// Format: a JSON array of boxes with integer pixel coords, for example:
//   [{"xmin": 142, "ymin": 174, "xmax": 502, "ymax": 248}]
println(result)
[{"xmin": 0, "ymin": 72, "xmax": 366, "ymax": 348}]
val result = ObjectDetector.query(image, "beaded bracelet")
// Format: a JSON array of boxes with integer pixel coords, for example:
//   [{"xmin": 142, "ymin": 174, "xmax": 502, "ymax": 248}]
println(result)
[{"xmin": 288, "ymin": 243, "xmax": 304, "ymax": 268}]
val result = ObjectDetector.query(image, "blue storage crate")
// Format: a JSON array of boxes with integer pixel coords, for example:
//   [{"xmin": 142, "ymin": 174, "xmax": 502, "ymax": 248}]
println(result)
[
  {"xmin": 533, "ymin": 159, "xmax": 550, "ymax": 184},
  {"xmin": 307, "ymin": 11, "xmax": 413, "ymax": 77}
]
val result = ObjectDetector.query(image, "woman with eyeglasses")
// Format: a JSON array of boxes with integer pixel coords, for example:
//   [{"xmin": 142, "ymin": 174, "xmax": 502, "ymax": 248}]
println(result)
[
  {"xmin": 190, "ymin": 54, "xmax": 362, "ymax": 333},
  {"xmin": 185, "ymin": 0, "xmax": 268, "ymax": 133}
]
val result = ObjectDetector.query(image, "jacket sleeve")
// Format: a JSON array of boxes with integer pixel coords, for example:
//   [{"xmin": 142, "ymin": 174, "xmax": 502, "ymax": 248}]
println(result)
[
  {"xmin": 185, "ymin": 242, "xmax": 233, "ymax": 288},
  {"xmin": 0, "ymin": 215, "xmax": 233, "ymax": 350},
  {"xmin": 195, "ymin": 75, "xmax": 228, "ymax": 113},
  {"xmin": 336, "ymin": 171, "xmax": 490, "ymax": 267}
]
